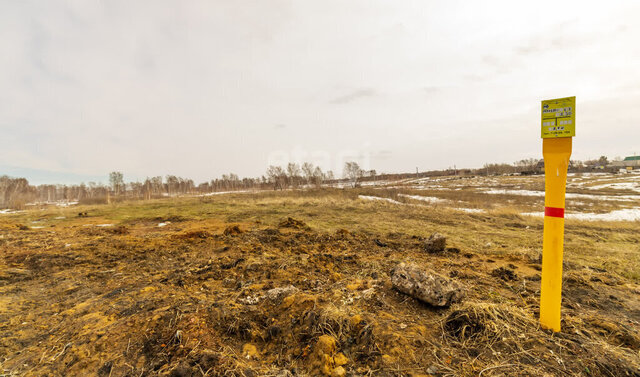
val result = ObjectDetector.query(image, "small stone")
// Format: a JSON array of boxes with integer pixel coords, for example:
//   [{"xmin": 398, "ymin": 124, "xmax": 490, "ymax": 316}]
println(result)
[
  {"xmin": 381, "ymin": 354, "xmax": 396, "ymax": 365},
  {"xmin": 312, "ymin": 335, "xmax": 338, "ymax": 375},
  {"xmin": 174, "ymin": 330, "xmax": 183, "ymax": 343},
  {"xmin": 242, "ymin": 343, "xmax": 259, "ymax": 359},
  {"xmin": 391, "ymin": 263, "xmax": 464, "ymax": 307},
  {"xmin": 239, "ymin": 285, "xmax": 298, "ymax": 305},
  {"xmin": 426, "ymin": 365, "xmax": 439, "ymax": 374},
  {"xmin": 424, "ymin": 233, "xmax": 446, "ymax": 253},
  {"xmin": 349, "ymin": 314, "xmax": 363, "ymax": 328},
  {"xmin": 316, "ymin": 335, "xmax": 336, "ymax": 354},
  {"xmin": 333, "ymin": 352, "xmax": 348, "ymax": 366},
  {"xmin": 265, "ymin": 285, "xmax": 299, "ymax": 302},
  {"xmin": 332, "ymin": 366, "xmax": 346, "ymax": 377}
]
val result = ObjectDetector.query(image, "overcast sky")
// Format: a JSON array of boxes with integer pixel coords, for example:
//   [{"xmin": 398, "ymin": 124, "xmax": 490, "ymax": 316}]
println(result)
[{"xmin": 2, "ymin": 1, "xmax": 640, "ymax": 184}]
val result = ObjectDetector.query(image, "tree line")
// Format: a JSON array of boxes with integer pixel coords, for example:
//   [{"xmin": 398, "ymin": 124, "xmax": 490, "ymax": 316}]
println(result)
[
  {"xmin": 0, "ymin": 157, "xmax": 618, "ymax": 209},
  {"xmin": 0, "ymin": 161, "xmax": 355, "ymax": 209}
]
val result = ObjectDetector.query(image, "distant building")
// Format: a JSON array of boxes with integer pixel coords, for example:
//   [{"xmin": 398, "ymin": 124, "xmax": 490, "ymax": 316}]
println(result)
[{"xmin": 611, "ymin": 156, "xmax": 640, "ymax": 168}]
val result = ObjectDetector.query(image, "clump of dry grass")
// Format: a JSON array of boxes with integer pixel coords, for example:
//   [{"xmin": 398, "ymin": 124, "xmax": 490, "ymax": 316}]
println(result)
[
  {"xmin": 443, "ymin": 302, "xmax": 535, "ymax": 347},
  {"xmin": 436, "ymin": 301, "xmax": 640, "ymax": 376}
]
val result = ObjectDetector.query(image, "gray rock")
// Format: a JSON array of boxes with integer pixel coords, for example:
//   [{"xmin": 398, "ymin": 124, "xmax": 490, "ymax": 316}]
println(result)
[
  {"xmin": 238, "ymin": 285, "xmax": 299, "ymax": 305},
  {"xmin": 424, "ymin": 233, "xmax": 446, "ymax": 253},
  {"xmin": 391, "ymin": 263, "xmax": 464, "ymax": 307},
  {"xmin": 265, "ymin": 285, "xmax": 299, "ymax": 302},
  {"xmin": 426, "ymin": 365, "xmax": 439, "ymax": 374}
]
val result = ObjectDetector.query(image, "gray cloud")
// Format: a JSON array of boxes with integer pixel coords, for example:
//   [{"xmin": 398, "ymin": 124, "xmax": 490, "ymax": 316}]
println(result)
[
  {"xmin": 514, "ymin": 24, "xmax": 599, "ymax": 57},
  {"xmin": 1, "ymin": 1, "xmax": 640, "ymax": 183},
  {"xmin": 329, "ymin": 88, "xmax": 376, "ymax": 105}
]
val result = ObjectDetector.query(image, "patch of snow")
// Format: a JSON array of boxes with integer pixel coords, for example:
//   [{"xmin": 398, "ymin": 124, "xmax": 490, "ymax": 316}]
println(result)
[
  {"xmin": 384, "ymin": 185, "xmax": 447, "ymax": 191},
  {"xmin": 570, "ymin": 172, "xmax": 610, "ymax": 177},
  {"xmin": 30, "ymin": 226, "xmax": 45, "ymax": 229},
  {"xmin": 201, "ymin": 190, "xmax": 253, "ymax": 196},
  {"xmin": 568, "ymin": 208, "xmax": 640, "ymax": 221},
  {"xmin": 456, "ymin": 208, "xmax": 485, "ymax": 213},
  {"xmin": 483, "ymin": 189, "xmax": 545, "ymax": 197},
  {"xmin": 587, "ymin": 182, "xmax": 640, "ymax": 192},
  {"xmin": 481, "ymin": 188, "xmax": 640, "ymax": 202},
  {"xmin": 398, "ymin": 194, "xmax": 448, "ymax": 204},
  {"xmin": 57, "ymin": 201, "xmax": 78, "ymax": 207},
  {"xmin": 359, "ymin": 180, "xmax": 391, "ymax": 187},
  {"xmin": 565, "ymin": 192, "xmax": 640, "ymax": 201},
  {"xmin": 54, "ymin": 216, "xmax": 66, "ymax": 219},
  {"xmin": 358, "ymin": 195, "xmax": 403, "ymax": 205},
  {"xmin": 158, "ymin": 222, "xmax": 170, "ymax": 227},
  {"xmin": 25, "ymin": 200, "xmax": 78, "ymax": 207},
  {"xmin": 96, "ymin": 224, "xmax": 114, "ymax": 227},
  {"xmin": 521, "ymin": 208, "xmax": 640, "ymax": 221},
  {"xmin": 0, "ymin": 209, "xmax": 22, "ymax": 214}
]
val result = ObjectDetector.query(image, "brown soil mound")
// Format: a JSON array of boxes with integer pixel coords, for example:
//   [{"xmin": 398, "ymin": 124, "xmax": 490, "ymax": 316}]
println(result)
[
  {"xmin": 223, "ymin": 225, "xmax": 243, "ymax": 236},
  {"xmin": 173, "ymin": 230, "xmax": 212, "ymax": 239},
  {"xmin": 278, "ymin": 217, "xmax": 310, "ymax": 230}
]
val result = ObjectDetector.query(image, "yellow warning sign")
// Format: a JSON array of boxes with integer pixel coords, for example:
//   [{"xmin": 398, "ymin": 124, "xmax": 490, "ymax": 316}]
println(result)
[{"xmin": 541, "ymin": 96, "xmax": 575, "ymax": 138}]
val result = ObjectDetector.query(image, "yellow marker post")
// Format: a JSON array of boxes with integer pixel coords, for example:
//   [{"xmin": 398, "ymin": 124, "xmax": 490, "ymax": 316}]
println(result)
[{"xmin": 539, "ymin": 96, "xmax": 575, "ymax": 332}]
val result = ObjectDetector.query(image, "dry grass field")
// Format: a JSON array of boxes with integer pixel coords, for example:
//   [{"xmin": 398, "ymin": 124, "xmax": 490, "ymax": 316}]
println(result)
[{"xmin": 1, "ymin": 176, "xmax": 639, "ymax": 376}]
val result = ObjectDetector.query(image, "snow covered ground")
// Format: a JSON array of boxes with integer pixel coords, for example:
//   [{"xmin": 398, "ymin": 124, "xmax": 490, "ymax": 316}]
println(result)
[
  {"xmin": 200, "ymin": 190, "xmax": 254, "ymax": 196},
  {"xmin": 397, "ymin": 194, "xmax": 448, "ymax": 204},
  {"xmin": 357, "ymin": 172, "xmax": 640, "ymax": 222},
  {"xmin": 359, "ymin": 194, "xmax": 485, "ymax": 214},
  {"xmin": 481, "ymin": 188, "xmax": 640, "ymax": 202},
  {"xmin": 522, "ymin": 208, "xmax": 640, "ymax": 221},
  {"xmin": 358, "ymin": 195, "xmax": 403, "ymax": 205}
]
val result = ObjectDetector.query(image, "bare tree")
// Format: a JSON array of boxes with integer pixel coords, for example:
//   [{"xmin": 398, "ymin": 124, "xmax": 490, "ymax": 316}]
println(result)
[
  {"xmin": 514, "ymin": 159, "xmax": 538, "ymax": 173},
  {"xmin": 166, "ymin": 175, "xmax": 179, "ymax": 196},
  {"xmin": 0, "ymin": 176, "xmax": 36, "ymax": 209},
  {"xmin": 109, "ymin": 171, "xmax": 124, "ymax": 196},
  {"xmin": 287, "ymin": 163, "xmax": 302, "ymax": 188},
  {"xmin": 325, "ymin": 170, "xmax": 335, "ymax": 182},
  {"xmin": 301, "ymin": 162, "xmax": 314, "ymax": 185},
  {"xmin": 344, "ymin": 162, "xmax": 364, "ymax": 187},
  {"xmin": 143, "ymin": 178, "xmax": 153, "ymax": 200},
  {"xmin": 312, "ymin": 166, "xmax": 324, "ymax": 187},
  {"xmin": 267, "ymin": 165, "xmax": 287, "ymax": 190},
  {"xmin": 483, "ymin": 163, "xmax": 514, "ymax": 176}
]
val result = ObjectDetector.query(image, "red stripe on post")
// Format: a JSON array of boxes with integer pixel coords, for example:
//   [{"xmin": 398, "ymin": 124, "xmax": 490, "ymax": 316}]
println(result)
[{"xmin": 544, "ymin": 206, "xmax": 565, "ymax": 218}]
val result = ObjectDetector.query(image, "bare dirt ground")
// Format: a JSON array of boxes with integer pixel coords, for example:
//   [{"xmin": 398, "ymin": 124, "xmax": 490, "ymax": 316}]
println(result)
[{"xmin": 1, "ymin": 188, "xmax": 639, "ymax": 376}]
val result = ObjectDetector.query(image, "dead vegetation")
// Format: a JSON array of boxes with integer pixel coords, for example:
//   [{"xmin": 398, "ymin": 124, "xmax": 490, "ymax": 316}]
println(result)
[{"xmin": 0, "ymin": 192, "xmax": 639, "ymax": 376}]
